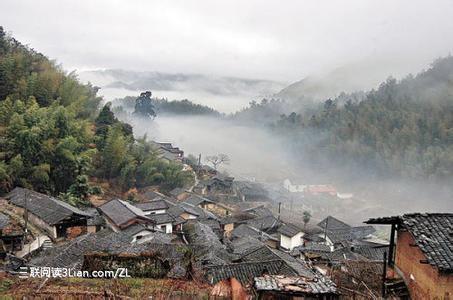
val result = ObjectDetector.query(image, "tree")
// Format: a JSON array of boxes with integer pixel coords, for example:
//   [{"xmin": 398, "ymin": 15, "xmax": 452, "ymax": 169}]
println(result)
[
  {"xmin": 205, "ymin": 153, "xmax": 230, "ymax": 170},
  {"xmin": 134, "ymin": 91, "xmax": 156, "ymax": 118},
  {"xmin": 302, "ymin": 211, "xmax": 311, "ymax": 229}
]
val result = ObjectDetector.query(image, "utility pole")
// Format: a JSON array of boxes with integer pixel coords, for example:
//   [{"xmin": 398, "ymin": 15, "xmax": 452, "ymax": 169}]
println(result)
[
  {"xmin": 24, "ymin": 190, "xmax": 29, "ymax": 235},
  {"xmin": 323, "ymin": 217, "xmax": 329, "ymax": 245},
  {"xmin": 382, "ymin": 251, "xmax": 387, "ymax": 298}
]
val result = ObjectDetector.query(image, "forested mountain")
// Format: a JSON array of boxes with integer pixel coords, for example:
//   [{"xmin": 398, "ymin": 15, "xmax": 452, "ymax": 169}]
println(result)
[
  {"xmin": 272, "ymin": 57, "xmax": 453, "ymax": 179},
  {"xmin": 0, "ymin": 27, "xmax": 193, "ymax": 205}
]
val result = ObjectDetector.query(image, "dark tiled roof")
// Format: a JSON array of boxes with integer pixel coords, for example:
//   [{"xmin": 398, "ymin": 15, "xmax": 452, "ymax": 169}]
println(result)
[
  {"xmin": 98, "ymin": 199, "xmax": 151, "ymax": 228},
  {"xmin": 30, "ymin": 229, "xmax": 177, "ymax": 270},
  {"xmin": 317, "ymin": 216, "xmax": 351, "ymax": 231},
  {"xmin": 0, "ymin": 212, "xmax": 9, "ymax": 229},
  {"xmin": 135, "ymin": 199, "xmax": 171, "ymax": 211},
  {"xmin": 234, "ymin": 181, "xmax": 269, "ymax": 198},
  {"xmin": 84, "ymin": 208, "xmax": 105, "ymax": 226},
  {"xmin": 169, "ymin": 187, "xmax": 187, "ymax": 197},
  {"xmin": 183, "ymin": 195, "xmax": 213, "ymax": 206},
  {"xmin": 242, "ymin": 205, "xmax": 273, "ymax": 217},
  {"xmin": 167, "ymin": 202, "xmax": 218, "ymax": 220},
  {"xmin": 353, "ymin": 245, "xmax": 388, "ymax": 261},
  {"xmin": 294, "ymin": 243, "xmax": 332, "ymax": 254},
  {"xmin": 322, "ymin": 226, "xmax": 375, "ymax": 244},
  {"xmin": 143, "ymin": 190, "xmax": 166, "ymax": 201},
  {"xmin": 366, "ymin": 213, "xmax": 453, "ymax": 272},
  {"xmin": 324, "ymin": 247, "xmax": 367, "ymax": 262},
  {"xmin": 246, "ymin": 216, "xmax": 281, "ymax": 232},
  {"xmin": 254, "ymin": 274, "xmax": 338, "ymax": 295},
  {"xmin": 147, "ymin": 213, "xmax": 177, "ymax": 225},
  {"xmin": 232, "ymin": 224, "xmax": 278, "ymax": 242},
  {"xmin": 7, "ymin": 187, "xmax": 90, "ymax": 225},
  {"xmin": 231, "ymin": 237, "xmax": 266, "ymax": 256},
  {"xmin": 242, "ymin": 246, "xmax": 315, "ymax": 278},
  {"xmin": 220, "ymin": 213, "xmax": 254, "ymax": 225},
  {"xmin": 278, "ymin": 223, "xmax": 303, "ymax": 237},
  {"xmin": 204, "ymin": 260, "xmax": 296, "ymax": 285}
]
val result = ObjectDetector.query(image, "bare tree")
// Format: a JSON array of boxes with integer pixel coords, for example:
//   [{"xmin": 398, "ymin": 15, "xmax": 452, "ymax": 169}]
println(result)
[{"xmin": 205, "ymin": 153, "xmax": 230, "ymax": 170}]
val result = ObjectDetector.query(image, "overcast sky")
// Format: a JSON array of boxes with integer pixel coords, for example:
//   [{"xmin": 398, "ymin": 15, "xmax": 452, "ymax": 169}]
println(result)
[{"xmin": 1, "ymin": 0, "xmax": 453, "ymax": 82}]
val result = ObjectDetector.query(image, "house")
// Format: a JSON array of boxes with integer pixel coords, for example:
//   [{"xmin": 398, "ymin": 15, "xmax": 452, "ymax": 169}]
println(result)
[
  {"xmin": 278, "ymin": 223, "xmax": 304, "ymax": 251},
  {"xmin": 151, "ymin": 141, "xmax": 184, "ymax": 162},
  {"xmin": 305, "ymin": 185, "xmax": 337, "ymax": 198},
  {"xmin": 254, "ymin": 274, "xmax": 339, "ymax": 299},
  {"xmin": 241, "ymin": 245, "xmax": 315, "ymax": 278},
  {"xmin": 204, "ymin": 260, "xmax": 297, "ymax": 287},
  {"xmin": 246, "ymin": 215, "xmax": 281, "ymax": 234},
  {"xmin": 283, "ymin": 179, "xmax": 305, "ymax": 193},
  {"xmin": 98, "ymin": 199, "xmax": 154, "ymax": 232},
  {"xmin": 167, "ymin": 202, "xmax": 218, "ymax": 221},
  {"xmin": 6, "ymin": 187, "xmax": 91, "ymax": 240},
  {"xmin": 0, "ymin": 212, "xmax": 25, "ymax": 254},
  {"xmin": 232, "ymin": 224, "xmax": 279, "ymax": 249},
  {"xmin": 366, "ymin": 213, "xmax": 453, "ymax": 299},
  {"xmin": 147, "ymin": 213, "xmax": 184, "ymax": 234},
  {"xmin": 205, "ymin": 174, "xmax": 234, "ymax": 194},
  {"xmin": 142, "ymin": 190, "xmax": 167, "ymax": 201},
  {"xmin": 135, "ymin": 199, "xmax": 173, "ymax": 215},
  {"xmin": 84, "ymin": 208, "xmax": 105, "ymax": 233},
  {"xmin": 184, "ymin": 195, "xmax": 233, "ymax": 217},
  {"xmin": 220, "ymin": 213, "xmax": 255, "ymax": 238},
  {"xmin": 234, "ymin": 181, "xmax": 271, "ymax": 202},
  {"xmin": 169, "ymin": 187, "xmax": 190, "ymax": 201},
  {"xmin": 317, "ymin": 216, "xmax": 375, "ymax": 249},
  {"xmin": 30, "ymin": 228, "xmax": 176, "ymax": 274}
]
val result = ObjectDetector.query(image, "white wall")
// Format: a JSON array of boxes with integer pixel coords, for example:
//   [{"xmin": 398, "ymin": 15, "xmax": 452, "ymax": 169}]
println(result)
[
  {"xmin": 145, "ymin": 209, "xmax": 166, "ymax": 215},
  {"xmin": 280, "ymin": 232, "xmax": 304, "ymax": 250},
  {"xmin": 156, "ymin": 223, "xmax": 173, "ymax": 234},
  {"xmin": 283, "ymin": 179, "xmax": 305, "ymax": 193},
  {"xmin": 131, "ymin": 230, "xmax": 154, "ymax": 242}
]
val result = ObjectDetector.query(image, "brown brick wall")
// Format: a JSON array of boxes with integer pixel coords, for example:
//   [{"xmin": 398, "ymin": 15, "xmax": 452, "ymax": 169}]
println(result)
[{"xmin": 396, "ymin": 230, "xmax": 453, "ymax": 299}]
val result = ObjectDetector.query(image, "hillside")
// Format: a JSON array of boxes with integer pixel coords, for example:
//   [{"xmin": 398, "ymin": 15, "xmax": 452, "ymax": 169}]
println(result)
[
  {"xmin": 274, "ymin": 59, "xmax": 413, "ymax": 103},
  {"xmin": 272, "ymin": 56, "xmax": 453, "ymax": 179},
  {"xmin": 0, "ymin": 27, "xmax": 193, "ymax": 204}
]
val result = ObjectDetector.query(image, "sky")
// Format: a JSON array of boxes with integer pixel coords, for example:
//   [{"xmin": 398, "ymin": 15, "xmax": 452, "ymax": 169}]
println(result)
[{"xmin": 1, "ymin": 0, "xmax": 453, "ymax": 82}]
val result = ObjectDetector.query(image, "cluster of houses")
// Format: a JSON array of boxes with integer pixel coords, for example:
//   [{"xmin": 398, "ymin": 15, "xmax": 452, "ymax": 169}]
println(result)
[
  {"xmin": 1, "ymin": 182, "xmax": 452, "ymax": 298},
  {"xmin": 283, "ymin": 179, "xmax": 353, "ymax": 200}
]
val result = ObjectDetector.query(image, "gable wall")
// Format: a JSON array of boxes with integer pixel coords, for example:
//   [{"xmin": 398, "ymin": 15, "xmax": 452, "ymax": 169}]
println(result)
[{"xmin": 395, "ymin": 230, "xmax": 453, "ymax": 299}]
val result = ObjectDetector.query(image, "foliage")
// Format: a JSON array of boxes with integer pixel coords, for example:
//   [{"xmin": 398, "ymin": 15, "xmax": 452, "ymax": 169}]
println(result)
[
  {"xmin": 271, "ymin": 56, "xmax": 453, "ymax": 180},
  {"xmin": 133, "ymin": 91, "xmax": 156, "ymax": 118},
  {"xmin": 0, "ymin": 27, "xmax": 193, "ymax": 201},
  {"xmin": 116, "ymin": 94, "xmax": 219, "ymax": 116}
]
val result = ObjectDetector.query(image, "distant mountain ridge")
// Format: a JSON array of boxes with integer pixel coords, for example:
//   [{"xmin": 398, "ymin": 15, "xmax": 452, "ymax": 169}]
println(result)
[{"xmin": 80, "ymin": 69, "xmax": 286, "ymax": 97}]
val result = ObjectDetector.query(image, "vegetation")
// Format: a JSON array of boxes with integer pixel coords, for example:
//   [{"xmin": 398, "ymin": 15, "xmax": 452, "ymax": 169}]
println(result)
[
  {"xmin": 133, "ymin": 91, "xmax": 156, "ymax": 118},
  {"xmin": 0, "ymin": 27, "xmax": 193, "ymax": 204},
  {"xmin": 115, "ymin": 95, "xmax": 220, "ymax": 116},
  {"xmin": 271, "ymin": 57, "xmax": 453, "ymax": 180}
]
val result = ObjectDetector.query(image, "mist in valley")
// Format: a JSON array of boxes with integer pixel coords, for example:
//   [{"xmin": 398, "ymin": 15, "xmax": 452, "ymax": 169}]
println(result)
[{"xmin": 121, "ymin": 109, "xmax": 453, "ymax": 226}]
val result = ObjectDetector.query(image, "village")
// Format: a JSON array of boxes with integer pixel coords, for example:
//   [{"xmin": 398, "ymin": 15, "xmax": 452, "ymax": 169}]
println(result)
[{"xmin": 1, "ymin": 141, "xmax": 452, "ymax": 299}]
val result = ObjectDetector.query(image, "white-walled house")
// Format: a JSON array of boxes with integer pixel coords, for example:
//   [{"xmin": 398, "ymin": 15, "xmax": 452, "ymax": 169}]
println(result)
[
  {"xmin": 135, "ymin": 199, "xmax": 172, "ymax": 215},
  {"xmin": 278, "ymin": 223, "xmax": 304, "ymax": 250},
  {"xmin": 283, "ymin": 179, "xmax": 306, "ymax": 193}
]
